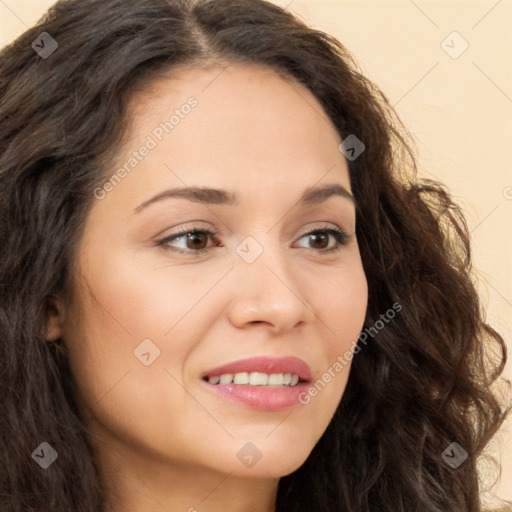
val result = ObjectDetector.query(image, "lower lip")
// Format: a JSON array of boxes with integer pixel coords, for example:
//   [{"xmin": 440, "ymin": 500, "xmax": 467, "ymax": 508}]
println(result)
[{"xmin": 201, "ymin": 380, "xmax": 310, "ymax": 411}]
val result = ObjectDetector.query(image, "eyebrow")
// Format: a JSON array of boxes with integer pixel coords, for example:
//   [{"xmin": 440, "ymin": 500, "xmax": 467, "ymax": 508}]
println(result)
[{"xmin": 134, "ymin": 183, "xmax": 355, "ymax": 213}]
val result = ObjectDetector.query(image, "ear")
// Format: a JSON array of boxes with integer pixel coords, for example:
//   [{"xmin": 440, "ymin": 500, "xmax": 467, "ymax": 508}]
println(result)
[{"xmin": 45, "ymin": 298, "xmax": 66, "ymax": 342}]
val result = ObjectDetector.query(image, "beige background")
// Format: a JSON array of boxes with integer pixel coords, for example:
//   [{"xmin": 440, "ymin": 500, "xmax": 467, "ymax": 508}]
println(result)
[{"xmin": 1, "ymin": 0, "xmax": 510, "ymax": 505}]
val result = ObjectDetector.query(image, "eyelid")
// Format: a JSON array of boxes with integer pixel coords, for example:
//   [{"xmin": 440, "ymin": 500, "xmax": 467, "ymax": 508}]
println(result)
[
  {"xmin": 158, "ymin": 220, "xmax": 351, "ymax": 239},
  {"xmin": 295, "ymin": 222, "xmax": 349, "ymax": 238}
]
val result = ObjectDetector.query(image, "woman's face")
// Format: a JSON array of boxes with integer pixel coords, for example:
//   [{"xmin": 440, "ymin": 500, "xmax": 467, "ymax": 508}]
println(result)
[{"xmin": 56, "ymin": 63, "xmax": 368, "ymax": 480}]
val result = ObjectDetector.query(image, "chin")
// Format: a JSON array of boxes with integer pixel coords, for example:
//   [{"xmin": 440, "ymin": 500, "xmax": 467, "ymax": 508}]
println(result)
[
  {"xmin": 227, "ymin": 456, "xmax": 310, "ymax": 479},
  {"xmin": 212, "ymin": 437, "xmax": 314, "ymax": 478}
]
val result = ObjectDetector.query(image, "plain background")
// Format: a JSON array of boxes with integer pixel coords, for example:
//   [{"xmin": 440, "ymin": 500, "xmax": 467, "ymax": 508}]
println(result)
[{"xmin": 1, "ymin": 0, "xmax": 510, "ymax": 505}]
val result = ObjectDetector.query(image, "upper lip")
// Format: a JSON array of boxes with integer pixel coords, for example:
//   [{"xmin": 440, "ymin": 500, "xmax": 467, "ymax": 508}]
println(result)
[{"xmin": 202, "ymin": 356, "xmax": 311, "ymax": 382}]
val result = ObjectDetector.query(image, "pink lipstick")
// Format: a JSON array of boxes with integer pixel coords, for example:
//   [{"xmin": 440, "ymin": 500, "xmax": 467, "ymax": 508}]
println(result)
[{"xmin": 201, "ymin": 356, "xmax": 311, "ymax": 411}]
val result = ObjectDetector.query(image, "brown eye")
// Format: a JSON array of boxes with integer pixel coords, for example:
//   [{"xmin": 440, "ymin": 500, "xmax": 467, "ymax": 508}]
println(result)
[
  {"xmin": 183, "ymin": 232, "xmax": 209, "ymax": 251},
  {"xmin": 295, "ymin": 227, "xmax": 348, "ymax": 254},
  {"xmin": 307, "ymin": 232, "xmax": 330, "ymax": 250},
  {"xmin": 157, "ymin": 228, "xmax": 218, "ymax": 255}
]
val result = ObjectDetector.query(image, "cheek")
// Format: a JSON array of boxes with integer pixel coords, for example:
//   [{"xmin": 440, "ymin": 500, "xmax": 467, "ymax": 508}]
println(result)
[
  {"xmin": 72, "ymin": 246, "xmax": 221, "ymax": 350},
  {"xmin": 61, "ymin": 254, "xmax": 223, "ymax": 424},
  {"xmin": 61, "ymin": 275, "xmax": 201, "ymax": 460},
  {"xmin": 307, "ymin": 257, "xmax": 367, "ymax": 410},
  {"xmin": 319, "ymin": 257, "xmax": 368, "ymax": 356}
]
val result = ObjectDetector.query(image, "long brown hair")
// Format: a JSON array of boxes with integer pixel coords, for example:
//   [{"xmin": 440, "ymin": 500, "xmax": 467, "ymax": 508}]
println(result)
[{"xmin": 0, "ymin": 0, "xmax": 509, "ymax": 510}]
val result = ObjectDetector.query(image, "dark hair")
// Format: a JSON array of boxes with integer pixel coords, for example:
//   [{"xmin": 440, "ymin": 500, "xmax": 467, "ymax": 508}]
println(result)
[{"xmin": 0, "ymin": 0, "xmax": 510, "ymax": 510}]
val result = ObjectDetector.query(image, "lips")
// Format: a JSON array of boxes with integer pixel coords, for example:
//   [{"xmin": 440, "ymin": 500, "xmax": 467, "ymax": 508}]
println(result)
[
  {"xmin": 202, "ymin": 356, "xmax": 312, "ymax": 383},
  {"xmin": 200, "ymin": 356, "xmax": 312, "ymax": 411}
]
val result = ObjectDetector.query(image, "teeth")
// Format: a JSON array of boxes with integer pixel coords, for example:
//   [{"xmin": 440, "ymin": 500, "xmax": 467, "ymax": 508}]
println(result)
[
  {"xmin": 207, "ymin": 372, "xmax": 302, "ymax": 386},
  {"xmin": 219, "ymin": 374, "xmax": 233, "ymax": 384},
  {"xmin": 249, "ymin": 372, "xmax": 268, "ymax": 385},
  {"xmin": 268, "ymin": 373, "xmax": 284, "ymax": 385},
  {"xmin": 233, "ymin": 372, "xmax": 249, "ymax": 384}
]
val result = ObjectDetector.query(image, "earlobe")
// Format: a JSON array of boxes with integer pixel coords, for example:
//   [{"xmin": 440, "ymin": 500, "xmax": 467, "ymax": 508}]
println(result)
[{"xmin": 45, "ymin": 299, "xmax": 65, "ymax": 342}]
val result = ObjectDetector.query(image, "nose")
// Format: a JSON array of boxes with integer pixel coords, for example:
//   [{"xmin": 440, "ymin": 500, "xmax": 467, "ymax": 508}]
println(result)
[{"xmin": 226, "ymin": 238, "xmax": 315, "ymax": 334}]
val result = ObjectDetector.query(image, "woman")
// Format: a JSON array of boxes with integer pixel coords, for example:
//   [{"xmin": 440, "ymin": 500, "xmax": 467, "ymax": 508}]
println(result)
[{"xmin": 0, "ymin": 0, "xmax": 509, "ymax": 510}]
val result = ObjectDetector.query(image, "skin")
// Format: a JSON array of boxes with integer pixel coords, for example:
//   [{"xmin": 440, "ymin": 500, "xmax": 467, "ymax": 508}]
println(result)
[{"xmin": 47, "ymin": 62, "xmax": 368, "ymax": 512}]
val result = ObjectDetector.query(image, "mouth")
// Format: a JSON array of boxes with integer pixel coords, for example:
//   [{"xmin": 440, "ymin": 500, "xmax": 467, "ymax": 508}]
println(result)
[{"xmin": 200, "ymin": 356, "xmax": 312, "ymax": 411}]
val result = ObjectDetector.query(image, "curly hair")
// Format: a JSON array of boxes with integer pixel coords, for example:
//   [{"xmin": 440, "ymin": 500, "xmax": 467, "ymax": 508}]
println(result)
[{"xmin": 0, "ymin": 0, "xmax": 509, "ymax": 510}]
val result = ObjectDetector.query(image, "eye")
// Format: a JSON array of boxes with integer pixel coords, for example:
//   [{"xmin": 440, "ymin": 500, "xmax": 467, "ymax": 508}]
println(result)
[
  {"xmin": 156, "ymin": 226, "xmax": 218, "ymax": 255},
  {"xmin": 156, "ymin": 224, "xmax": 349, "ymax": 256},
  {"xmin": 294, "ymin": 225, "xmax": 348, "ymax": 254}
]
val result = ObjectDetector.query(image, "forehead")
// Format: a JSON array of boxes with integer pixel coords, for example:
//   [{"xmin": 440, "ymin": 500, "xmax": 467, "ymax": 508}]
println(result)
[
  {"xmin": 127, "ymin": 62, "xmax": 343, "ymax": 158},
  {"xmin": 103, "ymin": 62, "xmax": 350, "ymax": 211}
]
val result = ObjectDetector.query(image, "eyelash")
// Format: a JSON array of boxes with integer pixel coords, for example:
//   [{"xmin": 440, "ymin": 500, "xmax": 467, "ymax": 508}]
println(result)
[{"xmin": 156, "ymin": 224, "xmax": 349, "ymax": 256}]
